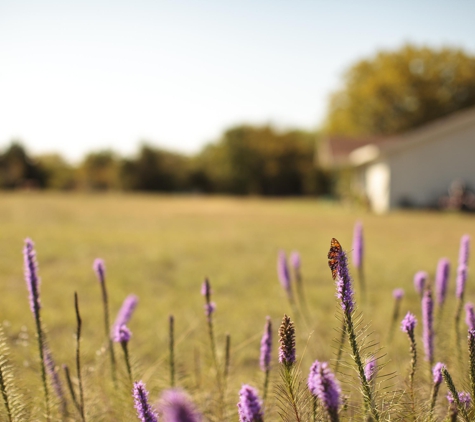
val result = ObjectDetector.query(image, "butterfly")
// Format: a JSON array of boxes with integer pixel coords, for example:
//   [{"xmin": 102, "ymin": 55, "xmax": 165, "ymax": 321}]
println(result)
[{"xmin": 328, "ymin": 238, "xmax": 342, "ymax": 280}]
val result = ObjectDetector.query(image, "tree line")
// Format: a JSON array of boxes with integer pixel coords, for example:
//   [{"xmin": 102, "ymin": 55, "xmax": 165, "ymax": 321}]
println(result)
[
  {"xmin": 3, "ymin": 44, "xmax": 474, "ymax": 196},
  {"xmin": 0, "ymin": 125, "xmax": 331, "ymax": 196}
]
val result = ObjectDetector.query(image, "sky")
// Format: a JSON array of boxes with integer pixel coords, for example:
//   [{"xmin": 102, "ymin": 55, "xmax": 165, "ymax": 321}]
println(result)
[{"xmin": 1, "ymin": 1, "xmax": 475, "ymax": 162}]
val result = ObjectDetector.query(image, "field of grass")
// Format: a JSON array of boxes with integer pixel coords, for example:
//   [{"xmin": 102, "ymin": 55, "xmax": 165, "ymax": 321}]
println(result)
[{"xmin": 0, "ymin": 192, "xmax": 474, "ymax": 421}]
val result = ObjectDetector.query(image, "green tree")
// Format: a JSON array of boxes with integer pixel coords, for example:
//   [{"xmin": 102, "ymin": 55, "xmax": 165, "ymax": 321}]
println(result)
[
  {"xmin": 78, "ymin": 150, "xmax": 120, "ymax": 190},
  {"xmin": 36, "ymin": 154, "xmax": 76, "ymax": 190},
  {"xmin": 120, "ymin": 144, "xmax": 191, "ymax": 192},
  {"xmin": 325, "ymin": 44, "xmax": 475, "ymax": 136},
  {"xmin": 195, "ymin": 125, "xmax": 328, "ymax": 196},
  {"xmin": 0, "ymin": 141, "xmax": 46, "ymax": 189}
]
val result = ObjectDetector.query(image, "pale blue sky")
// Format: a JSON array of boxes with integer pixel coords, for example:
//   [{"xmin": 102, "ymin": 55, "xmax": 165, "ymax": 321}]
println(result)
[{"xmin": 1, "ymin": 1, "xmax": 474, "ymax": 162}]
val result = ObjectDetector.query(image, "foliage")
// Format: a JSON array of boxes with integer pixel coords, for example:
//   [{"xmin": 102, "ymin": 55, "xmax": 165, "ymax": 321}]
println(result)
[
  {"xmin": 0, "ymin": 142, "xmax": 46, "ymax": 189},
  {"xmin": 196, "ymin": 125, "xmax": 328, "ymax": 196},
  {"xmin": 325, "ymin": 44, "xmax": 475, "ymax": 136}
]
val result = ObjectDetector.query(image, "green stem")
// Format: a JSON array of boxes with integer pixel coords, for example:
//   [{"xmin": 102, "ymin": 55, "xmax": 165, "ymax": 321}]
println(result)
[
  {"xmin": 63, "ymin": 364, "xmax": 81, "ymax": 415},
  {"xmin": 99, "ymin": 279, "xmax": 116, "ymax": 384},
  {"xmin": 345, "ymin": 310, "xmax": 380, "ymax": 421},
  {"xmin": 74, "ymin": 293, "xmax": 85, "ymax": 422},
  {"xmin": 169, "ymin": 315, "xmax": 175, "ymax": 388},
  {"xmin": 121, "ymin": 341, "xmax": 133, "ymax": 385}
]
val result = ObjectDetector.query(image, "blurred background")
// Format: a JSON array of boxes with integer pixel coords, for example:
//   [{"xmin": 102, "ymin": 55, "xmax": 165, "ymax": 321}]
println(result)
[{"xmin": 1, "ymin": 0, "xmax": 475, "ymax": 212}]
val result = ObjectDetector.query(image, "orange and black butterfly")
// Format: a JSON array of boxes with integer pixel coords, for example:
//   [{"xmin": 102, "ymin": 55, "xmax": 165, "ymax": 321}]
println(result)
[{"xmin": 328, "ymin": 238, "xmax": 342, "ymax": 280}]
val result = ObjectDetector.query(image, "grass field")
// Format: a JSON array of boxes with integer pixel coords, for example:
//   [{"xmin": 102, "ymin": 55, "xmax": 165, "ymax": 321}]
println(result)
[{"xmin": 0, "ymin": 192, "xmax": 474, "ymax": 420}]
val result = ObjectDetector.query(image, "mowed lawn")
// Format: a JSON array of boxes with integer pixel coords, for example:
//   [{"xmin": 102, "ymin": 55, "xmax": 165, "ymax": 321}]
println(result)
[{"xmin": 0, "ymin": 192, "xmax": 474, "ymax": 418}]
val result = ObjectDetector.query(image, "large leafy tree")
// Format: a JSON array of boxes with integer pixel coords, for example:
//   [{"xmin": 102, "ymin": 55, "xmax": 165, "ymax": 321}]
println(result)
[{"xmin": 325, "ymin": 44, "xmax": 475, "ymax": 136}]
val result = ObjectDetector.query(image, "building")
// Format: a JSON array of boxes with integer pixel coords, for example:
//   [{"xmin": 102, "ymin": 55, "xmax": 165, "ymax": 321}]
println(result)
[{"xmin": 319, "ymin": 106, "xmax": 475, "ymax": 213}]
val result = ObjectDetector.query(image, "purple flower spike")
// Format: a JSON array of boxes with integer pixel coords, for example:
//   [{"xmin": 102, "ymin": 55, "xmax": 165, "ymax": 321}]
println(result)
[
  {"xmin": 432, "ymin": 362, "xmax": 445, "ymax": 385},
  {"xmin": 352, "ymin": 221, "xmax": 364, "ymax": 269},
  {"xmin": 401, "ymin": 312, "xmax": 417, "ymax": 334},
  {"xmin": 133, "ymin": 381, "xmax": 158, "ymax": 422},
  {"xmin": 393, "ymin": 288, "xmax": 404, "ymax": 300},
  {"xmin": 364, "ymin": 356, "xmax": 377, "ymax": 382},
  {"xmin": 237, "ymin": 384, "xmax": 263, "ymax": 422},
  {"xmin": 203, "ymin": 302, "xmax": 216, "ymax": 320},
  {"xmin": 465, "ymin": 303, "xmax": 475, "ymax": 330},
  {"xmin": 308, "ymin": 360, "xmax": 341, "ymax": 415},
  {"xmin": 435, "ymin": 258, "xmax": 450, "ymax": 306},
  {"xmin": 259, "ymin": 317, "xmax": 272, "ymax": 372},
  {"xmin": 23, "ymin": 238, "xmax": 41, "ymax": 317},
  {"xmin": 114, "ymin": 324, "xmax": 131, "ymax": 343},
  {"xmin": 201, "ymin": 278, "xmax": 211, "ymax": 298},
  {"xmin": 413, "ymin": 271, "xmax": 428, "ymax": 295},
  {"xmin": 447, "ymin": 391, "xmax": 471, "ymax": 408},
  {"xmin": 112, "ymin": 294, "xmax": 138, "ymax": 337},
  {"xmin": 456, "ymin": 265, "xmax": 468, "ymax": 300},
  {"xmin": 160, "ymin": 389, "xmax": 202, "ymax": 422},
  {"xmin": 290, "ymin": 251, "xmax": 301, "ymax": 271},
  {"xmin": 277, "ymin": 250, "xmax": 291, "ymax": 296},
  {"xmin": 422, "ymin": 288, "xmax": 434, "ymax": 363},
  {"xmin": 93, "ymin": 258, "xmax": 105, "ymax": 284},
  {"xmin": 459, "ymin": 234, "xmax": 470, "ymax": 267},
  {"xmin": 335, "ymin": 248, "xmax": 355, "ymax": 314}
]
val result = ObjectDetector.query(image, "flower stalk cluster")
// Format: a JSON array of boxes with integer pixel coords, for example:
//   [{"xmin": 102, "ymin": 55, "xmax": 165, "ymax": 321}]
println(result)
[
  {"xmin": 328, "ymin": 238, "xmax": 379, "ymax": 421},
  {"xmin": 308, "ymin": 360, "xmax": 341, "ymax": 422}
]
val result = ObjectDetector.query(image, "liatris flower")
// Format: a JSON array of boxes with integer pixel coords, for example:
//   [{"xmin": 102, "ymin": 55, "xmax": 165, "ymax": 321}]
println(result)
[
  {"xmin": 329, "ymin": 240, "xmax": 355, "ymax": 314},
  {"xmin": 429, "ymin": 362, "xmax": 445, "ymax": 417},
  {"xmin": 433, "ymin": 362, "xmax": 445, "ymax": 385},
  {"xmin": 114, "ymin": 324, "xmax": 131, "ymax": 343},
  {"xmin": 93, "ymin": 258, "xmax": 105, "ymax": 284},
  {"xmin": 23, "ymin": 238, "xmax": 50, "ymax": 419},
  {"xmin": 401, "ymin": 311, "xmax": 417, "ymax": 404},
  {"xmin": 24, "ymin": 238, "xmax": 41, "ymax": 317},
  {"xmin": 113, "ymin": 294, "xmax": 139, "ymax": 337},
  {"xmin": 160, "ymin": 389, "xmax": 202, "ymax": 422},
  {"xmin": 308, "ymin": 360, "xmax": 341, "ymax": 422},
  {"xmin": 133, "ymin": 381, "xmax": 158, "ymax": 422},
  {"xmin": 277, "ymin": 250, "xmax": 292, "ymax": 297},
  {"xmin": 203, "ymin": 302, "xmax": 216, "ymax": 320},
  {"xmin": 352, "ymin": 221, "xmax": 364, "ymax": 269},
  {"xmin": 435, "ymin": 258, "xmax": 450, "ymax": 306},
  {"xmin": 364, "ymin": 356, "xmax": 377, "ymax": 383},
  {"xmin": 413, "ymin": 271, "xmax": 427, "ymax": 296},
  {"xmin": 401, "ymin": 312, "xmax": 417, "ymax": 334},
  {"xmin": 442, "ymin": 367, "xmax": 470, "ymax": 421},
  {"xmin": 422, "ymin": 288, "xmax": 434, "ymax": 365},
  {"xmin": 458, "ymin": 234, "xmax": 470, "ymax": 267},
  {"xmin": 327, "ymin": 238, "xmax": 379, "ymax": 420},
  {"xmin": 201, "ymin": 279, "xmax": 216, "ymax": 321},
  {"xmin": 393, "ymin": 288, "xmax": 404, "ymax": 300},
  {"xmin": 237, "ymin": 384, "xmax": 264, "ymax": 422},
  {"xmin": 260, "ymin": 317, "xmax": 272, "ymax": 402},
  {"xmin": 447, "ymin": 391, "xmax": 471, "ymax": 407},
  {"xmin": 278, "ymin": 314, "xmax": 296, "ymax": 367},
  {"xmin": 465, "ymin": 303, "xmax": 475, "ymax": 330},
  {"xmin": 260, "ymin": 317, "xmax": 272, "ymax": 372},
  {"xmin": 290, "ymin": 251, "xmax": 301, "ymax": 274},
  {"xmin": 456, "ymin": 265, "xmax": 468, "ymax": 300}
]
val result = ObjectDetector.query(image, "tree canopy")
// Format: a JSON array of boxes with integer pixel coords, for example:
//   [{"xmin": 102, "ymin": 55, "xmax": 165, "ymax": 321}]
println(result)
[{"xmin": 325, "ymin": 44, "xmax": 475, "ymax": 136}]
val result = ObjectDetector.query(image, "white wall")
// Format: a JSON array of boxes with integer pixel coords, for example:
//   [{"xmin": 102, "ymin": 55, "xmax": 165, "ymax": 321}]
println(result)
[
  {"xmin": 388, "ymin": 122, "xmax": 475, "ymax": 208},
  {"xmin": 365, "ymin": 161, "xmax": 390, "ymax": 213}
]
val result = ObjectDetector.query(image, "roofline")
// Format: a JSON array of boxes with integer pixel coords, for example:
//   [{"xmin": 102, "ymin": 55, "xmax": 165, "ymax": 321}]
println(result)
[{"xmin": 349, "ymin": 106, "xmax": 475, "ymax": 166}]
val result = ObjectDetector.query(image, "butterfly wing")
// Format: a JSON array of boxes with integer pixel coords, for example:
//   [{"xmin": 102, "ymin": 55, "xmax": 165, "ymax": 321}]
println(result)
[{"xmin": 328, "ymin": 238, "xmax": 342, "ymax": 280}]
